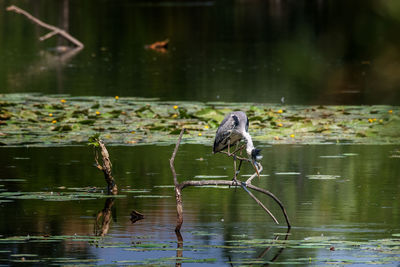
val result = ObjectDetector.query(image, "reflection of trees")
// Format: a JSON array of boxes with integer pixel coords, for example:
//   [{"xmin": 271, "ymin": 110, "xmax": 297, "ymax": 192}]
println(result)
[
  {"xmin": 6, "ymin": 0, "xmax": 83, "ymax": 93},
  {"xmin": 2, "ymin": 0, "xmax": 400, "ymax": 103}
]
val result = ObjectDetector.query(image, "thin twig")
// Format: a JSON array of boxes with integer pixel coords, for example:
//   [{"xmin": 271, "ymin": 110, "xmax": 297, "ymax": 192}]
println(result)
[
  {"xmin": 247, "ymin": 184, "xmax": 291, "ymax": 228},
  {"xmin": 170, "ymin": 129, "xmax": 185, "ymax": 232},
  {"xmin": 39, "ymin": 30, "xmax": 59, "ymax": 41},
  {"xmin": 170, "ymin": 128, "xmax": 185, "ymax": 186},
  {"xmin": 7, "ymin": 5, "xmax": 84, "ymax": 48},
  {"xmin": 240, "ymin": 183, "xmax": 279, "ymax": 224}
]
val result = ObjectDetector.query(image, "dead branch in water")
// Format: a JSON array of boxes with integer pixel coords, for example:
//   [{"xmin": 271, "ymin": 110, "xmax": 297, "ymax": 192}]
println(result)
[
  {"xmin": 89, "ymin": 135, "xmax": 118, "ymax": 195},
  {"xmin": 6, "ymin": 5, "xmax": 84, "ymax": 49},
  {"xmin": 170, "ymin": 128, "xmax": 291, "ymax": 232},
  {"xmin": 145, "ymin": 39, "xmax": 169, "ymax": 53},
  {"xmin": 130, "ymin": 210, "xmax": 144, "ymax": 224}
]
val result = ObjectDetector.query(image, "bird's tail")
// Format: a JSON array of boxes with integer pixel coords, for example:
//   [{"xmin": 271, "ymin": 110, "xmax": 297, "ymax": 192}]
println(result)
[{"xmin": 251, "ymin": 148, "xmax": 262, "ymax": 161}]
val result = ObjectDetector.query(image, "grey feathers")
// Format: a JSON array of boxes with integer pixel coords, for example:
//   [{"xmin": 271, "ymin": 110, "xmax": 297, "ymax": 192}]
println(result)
[{"xmin": 213, "ymin": 111, "xmax": 249, "ymax": 153}]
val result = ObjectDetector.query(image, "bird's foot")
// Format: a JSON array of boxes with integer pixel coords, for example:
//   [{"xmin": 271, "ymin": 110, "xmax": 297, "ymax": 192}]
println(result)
[{"xmin": 231, "ymin": 178, "xmax": 240, "ymax": 187}]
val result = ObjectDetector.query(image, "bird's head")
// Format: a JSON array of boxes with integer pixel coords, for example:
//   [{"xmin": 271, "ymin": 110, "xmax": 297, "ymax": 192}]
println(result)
[
  {"xmin": 250, "ymin": 148, "xmax": 262, "ymax": 178},
  {"xmin": 251, "ymin": 148, "xmax": 262, "ymax": 162}
]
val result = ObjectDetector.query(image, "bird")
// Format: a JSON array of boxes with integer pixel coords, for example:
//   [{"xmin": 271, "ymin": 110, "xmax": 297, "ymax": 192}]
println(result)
[{"xmin": 213, "ymin": 111, "xmax": 262, "ymax": 183}]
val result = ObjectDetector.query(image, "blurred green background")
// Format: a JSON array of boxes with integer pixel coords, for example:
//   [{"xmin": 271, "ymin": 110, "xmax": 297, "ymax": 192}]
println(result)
[{"xmin": 1, "ymin": 0, "xmax": 399, "ymax": 104}]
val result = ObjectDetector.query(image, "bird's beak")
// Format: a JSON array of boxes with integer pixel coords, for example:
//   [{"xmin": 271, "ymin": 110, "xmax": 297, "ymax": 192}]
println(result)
[{"xmin": 252, "ymin": 160, "xmax": 260, "ymax": 179}]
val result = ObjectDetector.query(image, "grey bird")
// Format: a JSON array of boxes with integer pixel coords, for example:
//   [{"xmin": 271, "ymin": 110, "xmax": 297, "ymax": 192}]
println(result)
[{"xmin": 213, "ymin": 111, "xmax": 262, "ymax": 180}]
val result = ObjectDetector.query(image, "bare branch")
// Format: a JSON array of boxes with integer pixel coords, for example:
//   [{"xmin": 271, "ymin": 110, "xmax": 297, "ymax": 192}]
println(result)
[
  {"xmin": 6, "ymin": 5, "xmax": 84, "ymax": 48},
  {"xmin": 240, "ymin": 184, "xmax": 279, "ymax": 224},
  {"xmin": 170, "ymin": 128, "xmax": 185, "ymax": 186},
  {"xmin": 39, "ymin": 30, "xmax": 59, "ymax": 41},
  {"xmin": 170, "ymin": 128, "xmax": 291, "ymax": 231},
  {"xmin": 247, "ymin": 184, "xmax": 291, "ymax": 228},
  {"xmin": 170, "ymin": 128, "xmax": 185, "ymax": 231}
]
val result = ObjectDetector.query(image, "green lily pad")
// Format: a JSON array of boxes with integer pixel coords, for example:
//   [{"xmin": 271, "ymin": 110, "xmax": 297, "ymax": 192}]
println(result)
[{"xmin": 0, "ymin": 93, "xmax": 399, "ymax": 146}]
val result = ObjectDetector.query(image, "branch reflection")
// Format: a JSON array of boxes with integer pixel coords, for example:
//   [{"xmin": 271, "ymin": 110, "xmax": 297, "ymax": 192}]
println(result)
[
  {"xmin": 94, "ymin": 197, "xmax": 115, "ymax": 237},
  {"xmin": 259, "ymin": 228, "xmax": 291, "ymax": 266},
  {"xmin": 175, "ymin": 230, "xmax": 183, "ymax": 267},
  {"xmin": 174, "ymin": 227, "xmax": 290, "ymax": 266}
]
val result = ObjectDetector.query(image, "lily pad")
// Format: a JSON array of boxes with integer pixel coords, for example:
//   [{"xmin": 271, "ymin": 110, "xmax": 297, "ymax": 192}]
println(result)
[{"xmin": 0, "ymin": 94, "xmax": 399, "ymax": 146}]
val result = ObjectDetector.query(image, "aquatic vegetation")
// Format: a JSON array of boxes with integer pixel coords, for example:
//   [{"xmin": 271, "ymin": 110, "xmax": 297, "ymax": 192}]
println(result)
[
  {"xmin": 0, "ymin": 187, "xmax": 128, "ymax": 202},
  {"xmin": 0, "ymin": 93, "xmax": 398, "ymax": 146},
  {"xmin": 0, "ymin": 232, "xmax": 398, "ymax": 265}
]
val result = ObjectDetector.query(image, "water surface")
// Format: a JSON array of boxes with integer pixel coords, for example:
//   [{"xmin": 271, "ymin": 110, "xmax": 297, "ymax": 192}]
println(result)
[{"xmin": 0, "ymin": 144, "xmax": 399, "ymax": 265}]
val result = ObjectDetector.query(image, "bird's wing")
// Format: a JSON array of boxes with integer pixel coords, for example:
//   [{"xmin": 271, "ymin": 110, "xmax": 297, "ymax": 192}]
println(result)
[
  {"xmin": 213, "ymin": 130, "xmax": 231, "ymax": 153},
  {"xmin": 213, "ymin": 113, "xmax": 240, "ymax": 153}
]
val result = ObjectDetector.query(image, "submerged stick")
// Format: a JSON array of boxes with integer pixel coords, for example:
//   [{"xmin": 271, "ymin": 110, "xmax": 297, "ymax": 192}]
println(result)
[
  {"xmin": 170, "ymin": 128, "xmax": 291, "ymax": 232},
  {"xmin": 6, "ymin": 5, "xmax": 84, "ymax": 48}
]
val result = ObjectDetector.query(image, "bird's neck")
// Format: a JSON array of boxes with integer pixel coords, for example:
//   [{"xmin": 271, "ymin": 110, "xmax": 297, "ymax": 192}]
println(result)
[{"xmin": 243, "ymin": 132, "xmax": 254, "ymax": 156}]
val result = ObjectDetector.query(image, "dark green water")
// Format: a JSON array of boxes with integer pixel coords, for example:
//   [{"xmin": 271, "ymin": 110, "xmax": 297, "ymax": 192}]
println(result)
[
  {"xmin": 1, "ymin": 0, "xmax": 400, "ymax": 104},
  {"xmin": 0, "ymin": 144, "xmax": 399, "ymax": 265},
  {"xmin": 1, "ymin": 0, "xmax": 400, "ymax": 264}
]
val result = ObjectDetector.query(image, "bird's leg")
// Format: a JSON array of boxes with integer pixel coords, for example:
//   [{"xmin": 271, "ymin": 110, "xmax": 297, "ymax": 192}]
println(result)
[
  {"xmin": 227, "ymin": 139, "xmax": 231, "ymax": 156},
  {"xmin": 231, "ymin": 154, "xmax": 239, "ymax": 187},
  {"xmin": 232, "ymin": 144, "xmax": 245, "ymax": 156},
  {"xmin": 236, "ymin": 159, "xmax": 243, "ymax": 178},
  {"xmin": 234, "ymin": 142, "xmax": 239, "ymax": 155},
  {"xmin": 240, "ymin": 144, "xmax": 245, "ymax": 156}
]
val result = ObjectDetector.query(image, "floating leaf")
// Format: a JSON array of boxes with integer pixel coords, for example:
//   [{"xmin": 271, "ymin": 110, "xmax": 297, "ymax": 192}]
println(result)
[{"xmin": 194, "ymin": 108, "xmax": 225, "ymax": 122}]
